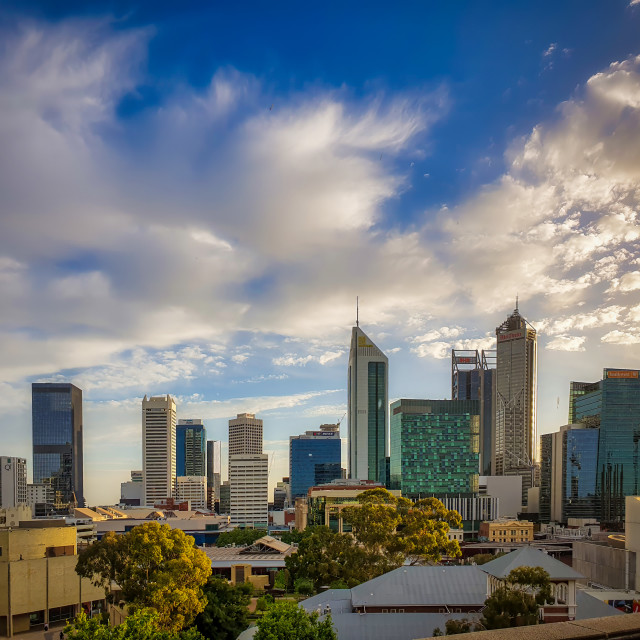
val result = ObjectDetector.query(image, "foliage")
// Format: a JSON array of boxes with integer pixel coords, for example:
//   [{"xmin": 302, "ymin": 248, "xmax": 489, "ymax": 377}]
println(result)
[
  {"xmin": 285, "ymin": 526, "xmax": 400, "ymax": 590},
  {"xmin": 273, "ymin": 570, "xmax": 288, "ymax": 590},
  {"xmin": 76, "ymin": 523, "xmax": 211, "ymax": 632},
  {"xmin": 444, "ymin": 618, "xmax": 482, "ymax": 634},
  {"xmin": 64, "ymin": 611, "xmax": 203, "ymax": 640},
  {"xmin": 215, "ymin": 528, "xmax": 267, "ymax": 547},
  {"xmin": 470, "ymin": 552, "xmax": 507, "ymax": 566},
  {"xmin": 341, "ymin": 490, "xmax": 462, "ymax": 565},
  {"xmin": 254, "ymin": 601, "xmax": 337, "ymax": 640},
  {"xmin": 194, "ymin": 576, "xmax": 253, "ymax": 640},
  {"xmin": 277, "ymin": 529, "xmax": 312, "ymax": 545},
  {"xmin": 294, "ymin": 577, "xmax": 315, "ymax": 595},
  {"xmin": 481, "ymin": 567, "xmax": 552, "ymax": 630}
]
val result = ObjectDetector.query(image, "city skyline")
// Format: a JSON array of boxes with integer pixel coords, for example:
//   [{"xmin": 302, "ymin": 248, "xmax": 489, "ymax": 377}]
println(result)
[{"xmin": 2, "ymin": 3, "xmax": 640, "ymax": 504}]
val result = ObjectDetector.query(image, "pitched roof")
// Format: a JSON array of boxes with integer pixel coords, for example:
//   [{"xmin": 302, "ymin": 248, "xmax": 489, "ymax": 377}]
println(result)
[
  {"xmin": 350, "ymin": 566, "xmax": 487, "ymax": 607},
  {"xmin": 240, "ymin": 535, "xmax": 291, "ymax": 554},
  {"xmin": 300, "ymin": 589, "xmax": 353, "ymax": 615},
  {"xmin": 479, "ymin": 547, "xmax": 584, "ymax": 580},
  {"xmin": 575, "ymin": 590, "xmax": 625, "ymax": 620}
]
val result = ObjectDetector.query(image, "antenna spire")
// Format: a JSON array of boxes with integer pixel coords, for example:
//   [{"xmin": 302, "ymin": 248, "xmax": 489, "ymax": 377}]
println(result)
[
  {"xmin": 356, "ymin": 296, "xmax": 359, "ymax": 327},
  {"xmin": 515, "ymin": 293, "xmax": 519, "ymax": 312}
]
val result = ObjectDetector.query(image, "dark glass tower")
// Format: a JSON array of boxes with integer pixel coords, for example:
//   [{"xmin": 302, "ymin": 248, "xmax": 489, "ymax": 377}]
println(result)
[
  {"xmin": 32, "ymin": 382, "xmax": 84, "ymax": 510},
  {"xmin": 176, "ymin": 419, "xmax": 206, "ymax": 476}
]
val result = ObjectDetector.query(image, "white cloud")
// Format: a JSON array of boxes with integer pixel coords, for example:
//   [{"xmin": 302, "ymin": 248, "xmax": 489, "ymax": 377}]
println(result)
[
  {"xmin": 273, "ymin": 350, "xmax": 344, "ymax": 367},
  {"xmin": 545, "ymin": 335, "xmax": 587, "ymax": 351},
  {"xmin": 601, "ymin": 330, "xmax": 640, "ymax": 345}
]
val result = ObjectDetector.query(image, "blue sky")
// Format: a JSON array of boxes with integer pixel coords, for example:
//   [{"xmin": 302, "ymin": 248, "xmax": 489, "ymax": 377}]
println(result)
[{"xmin": 2, "ymin": 1, "xmax": 640, "ymax": 504}]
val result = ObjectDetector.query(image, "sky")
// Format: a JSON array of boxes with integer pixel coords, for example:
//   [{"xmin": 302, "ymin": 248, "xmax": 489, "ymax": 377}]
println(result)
[{"xmin": 2, "ymin": 1, "xmax": 640, "ymax": 505}]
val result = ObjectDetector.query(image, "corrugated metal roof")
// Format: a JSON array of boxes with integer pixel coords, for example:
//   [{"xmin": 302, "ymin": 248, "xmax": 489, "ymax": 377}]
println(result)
[
  {"xmin": 575, "ymin": 590, "xmax": 625, "ymax": 620},
  {"xmin": 350, "ymin": 566, "xmax": 487, "ymax": 607},
  {"xmin": 479, "ymin": 547, "xmax": 584, "ymax": 580},
  {"xmin": 301, "ymin": 590, "xmax": 353, "ymax": 615}
]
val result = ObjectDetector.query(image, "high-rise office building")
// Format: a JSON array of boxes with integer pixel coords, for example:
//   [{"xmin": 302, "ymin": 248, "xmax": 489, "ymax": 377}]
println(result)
[
  {"xmin": 142, "ymin": 395, "xmax": 176, "ymax": 507},
  {"xmin": 539, "ymin": 424, "xmax": 599, "ymax": 524},
  {"xmin": 32, "ymin": 383, "xmax": 84, "ymax": 510},
  {"xmin": 219, "ymin": 480, "xmax": 231, "ymax": 514},
  {"xmin": 229, "ymin": 413, "xmax": 268, "ymax": 526},
  {"xmin": 229, "ymin": 454, "xmax": 268, "ymax": 526},
  {"xmin": 452, "ymin": 349, "xmax": 496, "ymax": 476},
  {"xmin": 206, "ymin": 440, "xmax": 221, "ymax": 511},
  {"xmin": 0, "ymin": 457, "xmax": 27, "ymax": 508},
  {"xmin": 229, "ymin": 413, "xmax": 263, "ymax": 466},
  {"xmin": 176, "ymin": 419, "xmax": 206, "ymax": 477},
  {"xmin": 494, "ymin": 304, "xmax": 537, "ymax": 504},
  {"xmin": 390, "ymin": 399, "xmax": 480, "ymax": 498},
  {"xmin": 289, "ymin": 424, "xmax": 342, "ymax": 499},
  {"xmin": 348, "ymin": 324, "xmax": 388, "ymax": 483},
  {"xmin": 175, "ymin": 475, "xmax": 207, "ymax": 510},
  {"xmin": 573, "ymin": 369, "xmax": 640, "ymax": 524}
]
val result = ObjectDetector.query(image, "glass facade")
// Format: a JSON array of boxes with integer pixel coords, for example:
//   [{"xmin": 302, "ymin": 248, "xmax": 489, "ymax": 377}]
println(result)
[
  {"xmin": 368, "ymin": 361, "xmax": 386, "ymax": 483},
  {"xmin": 32, "ymin": 383, "xmax": 83, "ymax": 510},
  {"xmin": 539, "ymin": 433, "xmax": 553, "ymax": 522},
  {"xmin": 289, "ymin": 436, "xmax": 341, "ymax": 499},
  {"xmin": 390, "ymin": 399, "xmax": 480, "ymax": 498},
  {"xmin": 176, "ymin": 421, "xmax": 206, "ymax": 476},
  {"xmin": 562, "ymin": 428, "xmax": 599, "ymax": 521}
]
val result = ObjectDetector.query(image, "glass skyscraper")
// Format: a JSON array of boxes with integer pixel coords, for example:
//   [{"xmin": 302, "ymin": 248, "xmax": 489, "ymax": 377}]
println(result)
[
  {"xmin": 32, "ymin": 382, "xmax": 84, "ymax": 510},
  {"xmin": 452, "ymin": 350, "xmax": 496, "ymax": 476},
  {"xmin": 289, "ymin": 425, "xmax": 341, "ymax": 498},
  {"xmin": 176, "ymin": 419, "xmax": 206, "ymax": 477},
  {"xmin": 390, "ymin": 399, "xmax": 480, "ymax": 498},
  {"xmin": 562, "ymin": 427, "xmax": 599, "ymax": 521},
  {"xmin": 348, "ymin": 325, "xmax": 388, "ymax": 483}
]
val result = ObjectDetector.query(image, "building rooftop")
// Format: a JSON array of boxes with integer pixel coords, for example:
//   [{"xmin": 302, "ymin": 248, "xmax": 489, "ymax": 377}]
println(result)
[
  {"xmin": 480, "ymin": 547, "xmax": 584, "ymax": 580},
  {"xmin": 350, "ymin": 566, "xmax": 487, "ymax": 607}
]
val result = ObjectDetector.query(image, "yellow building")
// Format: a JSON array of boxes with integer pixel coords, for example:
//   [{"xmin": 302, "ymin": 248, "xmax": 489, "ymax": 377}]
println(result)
[
  {"xmin": 0, "ymin": 522, "xmax": 105, "ymax": 637},
  {"xmin": 479, "ymin": 519, "xmax": 534, "ymax": 543}
]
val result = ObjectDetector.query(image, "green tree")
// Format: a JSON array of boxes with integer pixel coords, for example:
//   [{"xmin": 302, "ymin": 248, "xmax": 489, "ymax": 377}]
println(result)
[
  {"xmin": 294, "ymin": 577, "xmax": 315, "ymax": 595},
  {"xmin": 254, "ymin": 601, "xmax": 337, "ymax": 640},
  {"xmin": 194, "ymin": 576, "xmax": 253, "ymax": 640},
  {"xmin": 444, "ymin": 618, "xmax": 482, "ymax": 634},
  {"xmin": 64, "ymin": 610, "xmax": 204, "ymax": 640},
  {"xmin": 215, "ymin": 528, "xmax": 267, "ymax": 547},
  {"xmin": 481, "ymin": 567, "xmax": 552, "ymax": 629},
  {"xmin": 76, "ymin": 522, "xmax": 211, "ymax": 632},
  {"xmin": 285, "ymin": 526, "xmax": 399, "ymax": 590}
]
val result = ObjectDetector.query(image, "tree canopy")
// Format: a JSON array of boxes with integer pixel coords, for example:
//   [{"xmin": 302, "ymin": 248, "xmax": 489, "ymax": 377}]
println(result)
[
  {"xmin": 481, "ymin": 566, "xmax": 552, "ymax": 629},
  {"xmin": 215, "ymin": 528, "xmax": 267, "ymax": 547},
  {"xmin": 254, "ymin": 601, "xmax": 337, "ymax": 640},
  {"xmin": 193, "ymin": 576, "xmax": 253, "ymax": 640},
  {"xmin": 64, "ymin": 610, "xmax": 204, "ymax": 640},
  {"xmin": 342, "ymin": 489, "xmax": 462, "ymax": 565},
  {"xmin": 76, "ymin": 522, "xmax": 211, "ymax": 632}
]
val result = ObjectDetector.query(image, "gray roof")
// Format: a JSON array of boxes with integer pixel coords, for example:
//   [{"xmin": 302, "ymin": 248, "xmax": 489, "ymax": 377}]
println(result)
[
  {"xmin": 350, "ymin": 566, "xmax": 487, "ymax": 607},
  {"xmin": 480, "ymin": 547, "xmax": 584, "ymax": 580},
  {"xmin": 328, "ymin": 612, "xmax": 481, "ymax": 640},
  {"xmin": 575, "ymin": 590, "xmax": 625, "ymax": 620},
  {"xmin": 301, "ymin": 589, "xmax": 353, "ymax": 615}
]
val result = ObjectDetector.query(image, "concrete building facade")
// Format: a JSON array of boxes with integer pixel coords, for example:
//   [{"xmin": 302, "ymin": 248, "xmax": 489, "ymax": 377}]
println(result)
[
  {"xmin": 142, "ymin": 395, "xmax": 176, "ymax": 507},
  {"xmin": 494, "ymin": 305, "xmax": 537, "ymax": 505},
  {"xmin": 206, "ymin": 440, "xmax": 221, "ymax": 511},
  {"xmin": 175, "ymin": 476, "xmax": 207, "ymax": 510},
  {"xmin": 0, "ymin": 458, "xmax": 27, "ymax": 508},
  {"xmin": 348, "ymin": 325, "xmax": 388, "ymax": 483},
  {"xmin": 229, "ymin": 455, "xmax": 268, "ymax": 527}
]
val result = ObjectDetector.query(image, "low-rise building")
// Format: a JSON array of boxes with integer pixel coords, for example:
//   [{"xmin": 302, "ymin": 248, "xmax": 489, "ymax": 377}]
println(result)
[
  {"xmin": 0, "ymin": 522, "xmax": 105, "ymax": 637},
  {"xmin": 479, "ymin": 519, "xmax": 533, "ymax": 543}
]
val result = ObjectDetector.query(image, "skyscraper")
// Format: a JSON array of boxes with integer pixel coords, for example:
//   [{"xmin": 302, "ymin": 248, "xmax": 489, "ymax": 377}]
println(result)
[
  {"xmin": 176, "ymin": 419, "xmax": 206, "ymax": 476},
  {"xmin": 0, "ymin": 456, "xmax": 27, "ymax": 508},
  {"xmin": 289, "ymin": 424, "xmax": 342, "ymax": 499},
  {"xmin": 390, "ymin": 399, "xmax": 480, "ymax": 498},
  {"xmin": 228, "ymin": 413, "xmax": 268, "ymax": 526},
  {"xmin": 348, "ymin": 324, "xmax": 388, "ymax": 482},
  {"xmin": 452, "ymin": 349, "xmax": 496, "ymax": 476},
  {"xmin": 32, "ymin": 382, "xmax": 84, "ymax": 510},
  {"xmin": 494, "ymin": 304, "xmax": 537, "ymax": 504},
  {"xmin": 142, "ymin": 395, "xmax": 176, "ymax": 506},
  {"xmin": 206, "ymin": 440, "xmax": 221, "ymax": 510}
]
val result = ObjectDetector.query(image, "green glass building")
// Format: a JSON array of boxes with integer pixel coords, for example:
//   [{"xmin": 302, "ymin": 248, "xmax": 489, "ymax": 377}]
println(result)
[{"xmin": 390, "ymin": 399, "xmax": 480, "ymax": 498}]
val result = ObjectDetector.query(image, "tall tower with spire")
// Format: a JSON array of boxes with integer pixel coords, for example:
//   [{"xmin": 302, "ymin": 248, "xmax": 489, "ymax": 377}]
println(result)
[
  {"xmin": 494, "ymin": 300, "xmax": 537, "ymax": 505},
  {"xmin": 348, "ymin": 313, "xmax": 389, "ymax": 483}
]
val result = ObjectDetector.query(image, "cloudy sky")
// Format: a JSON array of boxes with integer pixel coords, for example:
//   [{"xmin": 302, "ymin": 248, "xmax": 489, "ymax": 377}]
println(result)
[{"xmin": 2, "ymin": 1, "xmax": 640, "ymax": 505}]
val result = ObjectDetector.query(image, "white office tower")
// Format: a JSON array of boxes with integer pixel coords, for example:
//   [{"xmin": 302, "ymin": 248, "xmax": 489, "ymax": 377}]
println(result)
[
  {"xmin": 228, "ymin": 413, "xmax": 263, "ymax": 468},
  {"xmin": 348, "ymin": 325, "xmax": 389, "ymax": 482},
  {"xmin": 229, "ymin": 454, "xmax": 268, "ymax": 526},
  {"xmin": 0, "ymin": 457, "xmax": 27, "ymax": 507},
  {"xmin": 142, "ymin": 395, "xmax": 177, "ymax": 507},
  {"xmin": 175, "ymin": 476, "xmax": 207, "ymax": 510},
  {"xmin": 207, "ymin": 440, "xmax": 222, "ymax": 510}
]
